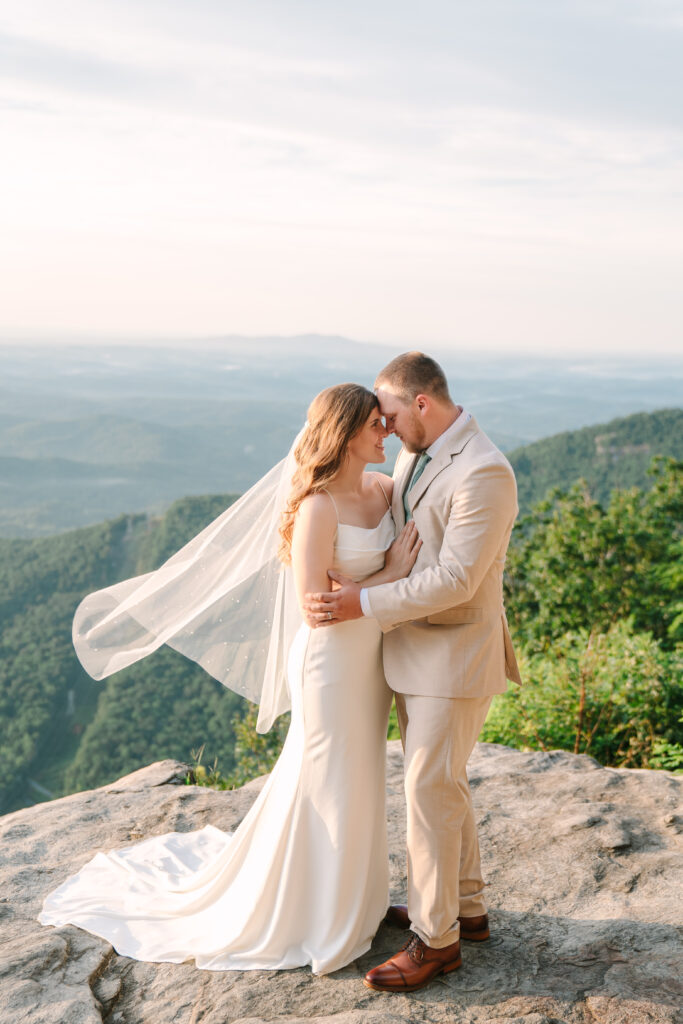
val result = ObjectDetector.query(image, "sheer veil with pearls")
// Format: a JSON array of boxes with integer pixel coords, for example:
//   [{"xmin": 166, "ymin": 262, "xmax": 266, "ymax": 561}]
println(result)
[{"xmin": 72, "ymin": 429, "xmax": 305, "ymax": 733}]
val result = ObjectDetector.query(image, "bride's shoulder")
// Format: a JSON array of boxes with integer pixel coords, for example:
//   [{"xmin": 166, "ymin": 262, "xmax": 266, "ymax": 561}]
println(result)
[
  {"xmin": 291, "ymin": 492, "xmax": 337, "ymax": 553},
  {"xmin": 365, "ymin": 471, "xmax": 394, "ymax": 501},
  {"xmin": 296, "ymin": 491, "xmax": 338, "ymax": 527}
]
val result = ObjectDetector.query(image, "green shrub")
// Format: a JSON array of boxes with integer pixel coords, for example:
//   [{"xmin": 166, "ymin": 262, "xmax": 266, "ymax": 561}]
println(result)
[
  {"xmin": 505, "ymin": 457, "xmax": 682, "ymax": 651},
  {"xmin": 482, "ymin": 620, "xmax": 682, "ymax": 768},
  {"xmin": 223, "ymin": 703, "xmax": 291, "ymax": 789}
]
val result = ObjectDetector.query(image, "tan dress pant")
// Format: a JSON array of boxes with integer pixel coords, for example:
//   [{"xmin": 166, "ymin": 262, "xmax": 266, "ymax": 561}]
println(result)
[{"xmin": 394, "ymin": 692, "xmax": 492, "ymax": 949}]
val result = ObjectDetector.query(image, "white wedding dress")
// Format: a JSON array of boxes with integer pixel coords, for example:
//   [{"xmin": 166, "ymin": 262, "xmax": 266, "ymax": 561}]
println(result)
[{"xmin": 38, "ymin": 507, "xmax": 395, "ymax": 976}]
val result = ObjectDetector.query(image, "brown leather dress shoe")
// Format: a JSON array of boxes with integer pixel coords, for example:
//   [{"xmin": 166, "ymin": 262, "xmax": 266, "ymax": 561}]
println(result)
[
  {"xmin": 363, "ymin": 933, "xmax": 462, "ymax": 993},
  {"xmin": 384, "ymin": 905, "xmax": 490, "ymax": 941}
]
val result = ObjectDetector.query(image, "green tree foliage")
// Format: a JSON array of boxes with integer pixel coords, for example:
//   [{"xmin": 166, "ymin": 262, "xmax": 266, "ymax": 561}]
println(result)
[
  {"xmin": 0, "ymin": 496, "xmax": 239, "ymax": 813},
  {"xmin": 184, "ymin": 704, "xmax": 291, "ymax": 791},
  {"xmin": 0, "ymin": 517, "xmax": 135, "ymax": 812},
  {"xmin": 65, "ymin": 648, "xmax": 243, "ymax": 792},
  {"xmin": 481, "ymin": 622, "xmax": 682, "ymax": 768},
  {"xmin": 486, "ymin": 456, "xmax": 683, "ymax": 770},
  {"xmin": 225, "ymin": 703, "xmax": 291, "ymax": 788},
  {"xmin": 505, "ymin": 458, "xmax": 682, "ymax": 650},
  {"xmin": 508, "ymin": 408, "xmax": 683, "ymax": 514},
  {"xmin": 200, "ymin": 455, "xmax": 683, "ymax": 784},
  {"xmin": 0, "ymin": 595, "xmax": 81, "ymax": 807}
]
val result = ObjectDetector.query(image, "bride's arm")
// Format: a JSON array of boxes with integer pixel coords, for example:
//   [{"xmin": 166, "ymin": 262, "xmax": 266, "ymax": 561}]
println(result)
[{"xmin": 290, "ymin": 493, "xmax": 338, "ymax": 614}]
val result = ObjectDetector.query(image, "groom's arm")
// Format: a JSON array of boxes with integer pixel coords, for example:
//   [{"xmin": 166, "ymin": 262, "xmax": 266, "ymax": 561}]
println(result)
[
  {"xmin": 305, "ymin": 458, "xmax": 517, "ymax": 630},
  {"xmin": 366, "ymin": 459, "xmax": 517, "ymax": 632}
]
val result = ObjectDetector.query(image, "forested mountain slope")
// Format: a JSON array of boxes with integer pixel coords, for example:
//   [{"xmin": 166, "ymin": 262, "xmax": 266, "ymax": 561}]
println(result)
[
  {"xmin": 0, "ymin": 495, "xmax": 241, "ymax": 814},
  {"xmin": 1, "ymin": 409, "xmax": 680, "ymax": 815},
  {"xmin": 508, "ymin": 408, "xmax": 682, "ymax": 513}
]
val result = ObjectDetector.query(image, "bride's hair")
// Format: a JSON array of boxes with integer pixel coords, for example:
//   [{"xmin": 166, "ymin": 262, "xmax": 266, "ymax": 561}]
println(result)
[{"xmin": 278, "ymin": 383, "xmax": 379, "ymax": 564}]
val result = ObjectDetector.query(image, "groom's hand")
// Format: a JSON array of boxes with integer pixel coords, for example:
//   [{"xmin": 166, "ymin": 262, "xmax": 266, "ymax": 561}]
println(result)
[{"xmin": 303, "ymin": 571, "xmax": 362, "ymax": 627}]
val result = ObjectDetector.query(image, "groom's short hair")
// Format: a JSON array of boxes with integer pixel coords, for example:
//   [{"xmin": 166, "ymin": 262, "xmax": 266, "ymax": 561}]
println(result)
[{"xmin": 375, "ymin": 351, "xmax": 450, "ymax": 404}]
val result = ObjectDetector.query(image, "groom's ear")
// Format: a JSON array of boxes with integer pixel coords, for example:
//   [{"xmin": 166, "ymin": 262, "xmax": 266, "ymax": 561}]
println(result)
[{"xmin": 415, "ymin": 393, "xmax": 431, "ymax": 415}]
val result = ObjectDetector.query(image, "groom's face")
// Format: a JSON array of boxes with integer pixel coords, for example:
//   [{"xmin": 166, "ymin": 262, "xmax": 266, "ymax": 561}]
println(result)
[{"xmin": 376, "ymin": 386, "xmax": 428, "ymax": 454}]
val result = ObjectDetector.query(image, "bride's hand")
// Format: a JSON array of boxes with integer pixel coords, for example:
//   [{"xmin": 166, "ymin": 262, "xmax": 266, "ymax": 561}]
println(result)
[{"xmin": 383, "ymin": 521, "xmax": 422, "ymax": 580}]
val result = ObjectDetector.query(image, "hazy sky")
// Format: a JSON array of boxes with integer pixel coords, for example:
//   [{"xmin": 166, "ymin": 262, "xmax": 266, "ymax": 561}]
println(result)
[{"xmin": 2, "ymin": 0, "xmax": 682, "ymax": 353}]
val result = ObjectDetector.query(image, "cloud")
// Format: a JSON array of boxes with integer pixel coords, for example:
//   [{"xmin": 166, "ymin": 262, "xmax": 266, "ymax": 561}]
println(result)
[
  {"xmin": 4, "ymin": 0, "xmax": 683, "ymax": 129},
  {"xmin": 1, "ymin": 0, "xmax": 682, "ymax": 351},
  {"xmin": 0, "ymin": 31, "xmax": 185, "ymax": 103}
]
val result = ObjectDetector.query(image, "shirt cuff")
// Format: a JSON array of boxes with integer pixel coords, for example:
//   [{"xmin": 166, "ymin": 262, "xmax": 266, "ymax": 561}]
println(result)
[{"xmin": 359, "ymin": 588, "xmax": 373, "ymax": 617}]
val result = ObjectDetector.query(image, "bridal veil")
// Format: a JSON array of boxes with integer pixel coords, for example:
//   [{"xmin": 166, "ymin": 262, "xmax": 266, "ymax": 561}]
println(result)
[{"xmin": 72, "ymin": 431, "xmax": 304, "ymax": 733}]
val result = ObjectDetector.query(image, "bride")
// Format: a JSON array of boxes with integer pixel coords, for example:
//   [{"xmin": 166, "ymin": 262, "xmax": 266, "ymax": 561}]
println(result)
[{"xmin": 38, "ymin": 383, "xmax": 421, "ymax": 975}]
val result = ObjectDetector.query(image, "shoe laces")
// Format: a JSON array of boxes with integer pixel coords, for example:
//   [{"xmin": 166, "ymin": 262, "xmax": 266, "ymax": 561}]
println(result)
[{"xmin": 400, "ymin": 933, "xmax": 425, "ymax": 963}]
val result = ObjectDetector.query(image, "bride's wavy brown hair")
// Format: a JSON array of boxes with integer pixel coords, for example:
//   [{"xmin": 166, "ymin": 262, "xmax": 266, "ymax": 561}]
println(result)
[{"xmin": 278, "ymin": 383, "xmax": 379, "ymax": 564}]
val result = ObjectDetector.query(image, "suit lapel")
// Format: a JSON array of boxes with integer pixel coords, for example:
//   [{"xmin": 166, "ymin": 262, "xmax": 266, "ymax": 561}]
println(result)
[
  {"xmin": 406, "ymin": 413, "xmax": 479, "ymax": 516},
  {"xmin": 392, "ymin": 449, "xmax": 416, "ymax": 529}
]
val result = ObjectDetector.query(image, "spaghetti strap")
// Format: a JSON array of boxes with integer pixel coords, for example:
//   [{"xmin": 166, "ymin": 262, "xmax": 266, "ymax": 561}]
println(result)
[
  {"xmin": 321, "ymin": 488, "xmax": 340, "ymax": 524},
  {"xmin": 376, "ymin": 477, "xmax": 391, "ymax": 510}
]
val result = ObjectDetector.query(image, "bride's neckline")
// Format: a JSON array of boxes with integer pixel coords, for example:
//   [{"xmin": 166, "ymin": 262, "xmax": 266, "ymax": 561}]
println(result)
[{"xmin": 337, "ymin": 507, "xmax": 392, "ymax": 531}]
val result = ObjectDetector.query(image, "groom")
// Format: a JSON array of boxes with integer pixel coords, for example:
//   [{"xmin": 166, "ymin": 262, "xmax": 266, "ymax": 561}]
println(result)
[{"xmin": 304, "ymin": 351, "xmax": 521, "ymax": 993}]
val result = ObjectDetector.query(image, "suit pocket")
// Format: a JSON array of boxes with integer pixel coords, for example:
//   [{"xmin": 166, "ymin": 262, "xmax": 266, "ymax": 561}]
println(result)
[
  {"xmin": 426, "ymin": 607, "xmax": 484, "ymax": 625},
  {"xmin": 502, "ymin": 613, "xmax": 522, "ymax": 685}
]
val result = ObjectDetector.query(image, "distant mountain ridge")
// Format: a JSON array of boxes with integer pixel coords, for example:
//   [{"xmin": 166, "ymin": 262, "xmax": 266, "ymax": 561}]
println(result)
[
  {"xmin": 0, "ymin": 406, "xmax": 305, "ymax": 537},
  {"xmin": 2, "ymin": 342, "xmax": 681, "ymax": 538},
  {"xmin": 508, "ymin": 408, "xmax": 683, "ymax": 513}
]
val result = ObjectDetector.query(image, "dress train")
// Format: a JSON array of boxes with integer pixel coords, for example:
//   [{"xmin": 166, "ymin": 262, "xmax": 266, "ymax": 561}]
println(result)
[{"xmin": 39, "ymin": 513, "xmax": 395, "ymax": 975}]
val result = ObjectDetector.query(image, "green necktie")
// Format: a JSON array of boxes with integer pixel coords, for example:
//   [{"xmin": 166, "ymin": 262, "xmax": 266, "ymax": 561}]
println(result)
[{"xmin": 403, "ymin": 452, "xmax": 431, "ymax": 521}]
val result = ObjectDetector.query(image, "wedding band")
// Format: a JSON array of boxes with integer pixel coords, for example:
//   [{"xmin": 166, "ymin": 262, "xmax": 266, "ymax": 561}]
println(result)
[{"xmin": 327, "ymin": 611, "xmax": 332, "ymax": 620}]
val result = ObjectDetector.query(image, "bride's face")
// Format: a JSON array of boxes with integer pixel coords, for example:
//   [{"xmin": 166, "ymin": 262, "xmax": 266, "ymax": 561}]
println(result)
[{"xmin": 347, "ymin": 407, "xmax": 388, "ymax": 464}]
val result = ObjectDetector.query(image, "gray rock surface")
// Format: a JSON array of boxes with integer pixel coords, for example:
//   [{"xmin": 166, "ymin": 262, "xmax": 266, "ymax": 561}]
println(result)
[{"xmin": 0, "ymin": 741, "xmax": 681, "ymax": 1024}]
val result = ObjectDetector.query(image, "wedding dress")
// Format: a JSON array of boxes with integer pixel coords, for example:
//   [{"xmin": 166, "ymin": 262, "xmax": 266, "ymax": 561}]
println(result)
[{"xmin": 38, "ymin": 505, "xmax": 395, "ymax": 976}]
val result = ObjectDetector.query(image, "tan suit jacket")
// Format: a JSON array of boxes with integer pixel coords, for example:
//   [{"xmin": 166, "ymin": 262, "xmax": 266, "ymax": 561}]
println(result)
[{"xmin": 367, "ymin": 412, "xmax": 522, "ymax": 699}]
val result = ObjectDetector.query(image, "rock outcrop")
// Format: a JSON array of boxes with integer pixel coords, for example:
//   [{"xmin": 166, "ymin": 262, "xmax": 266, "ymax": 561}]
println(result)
[{"xmin": 0, "ymin": 742, "xmax": 681, "ymax": 1024}]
